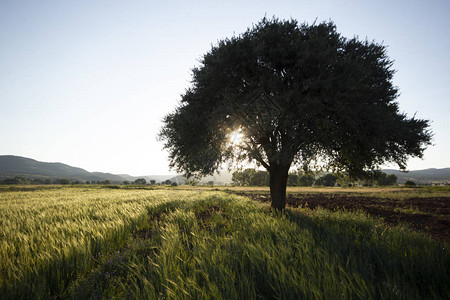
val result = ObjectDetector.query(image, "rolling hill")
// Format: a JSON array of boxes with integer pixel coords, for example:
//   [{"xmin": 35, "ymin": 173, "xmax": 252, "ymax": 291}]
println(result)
[
  {"xmin": 383, "ymin": 168, "xmax": 450, "ymax": 184},
  {"xmin": 0, "ymin": 155, "xmax": 125, "ymax": 183},
  {"xmin": 0, "ymin": 155, "xmax": 231, "ymax": 185},
  {"xmin": 0, "ymin": 155, "xmax": 172, "ymax": 184},
  {"xmin": 1, "ymin": 155, "xmax": 449, "ymax": 185}
]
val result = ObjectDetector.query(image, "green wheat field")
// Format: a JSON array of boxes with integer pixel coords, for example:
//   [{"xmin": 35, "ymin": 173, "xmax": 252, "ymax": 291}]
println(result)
[{"xmin": 0, "ymin": 186, "xmax": 448, "ymax": 299}]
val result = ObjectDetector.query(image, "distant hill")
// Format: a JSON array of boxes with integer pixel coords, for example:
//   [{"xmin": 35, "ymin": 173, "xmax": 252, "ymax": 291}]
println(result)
[
  {"xmin": 0, "ymin": 155, "xmax": 123, "ymax": 183},
  {"xmin": 382, "ymin": 168, "xmax": 450, "ymax": 184},
  {"xmin": 0, "ymin": 155, "xmax": 178, "ymax": 184},
  {"xmin": 1, "ymin": 155, "xmax": 448, "ymax": 185},
  {"xmin": 0, "ymin": 155, "xmax": 89, "ymax": 177}
]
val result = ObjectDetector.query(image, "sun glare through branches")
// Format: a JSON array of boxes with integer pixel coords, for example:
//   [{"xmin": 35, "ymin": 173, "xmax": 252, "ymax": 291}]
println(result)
[{"xmin": 229, "ymin": 129, "xmax": 244, "ymax": 146}]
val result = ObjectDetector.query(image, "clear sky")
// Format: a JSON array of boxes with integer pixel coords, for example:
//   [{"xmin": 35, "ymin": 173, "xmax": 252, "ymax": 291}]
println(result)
[{"xmin": 1, "ymin": 0, "xmax": 449, "ymax": 175}]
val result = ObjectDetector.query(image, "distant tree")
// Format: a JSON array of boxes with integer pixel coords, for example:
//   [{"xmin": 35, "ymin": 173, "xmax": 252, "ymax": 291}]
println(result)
[
  {"xmin": 2, "ymin": 178, "xmax": 13, "ymax": 184},
  {"xmin": 59, "ymin": 179, "xmax": 71, "ymax": 185},
  {"xmin": 287, "ymin": 173, "xmax": 299, "ymax": 186},
  {"xmin": 231, "ymin": 172, "xmax": 242, "ymax": 186},
  {"xmin": 298, "ymin": 174, "xmax": 315, "ymax": 187},
  {"xmin": 163, "ymin": 180, "xmax": 172, "ymax": 185},
  {"xmin": 250, "ymin": 170, "xmax": 270, "ymax": 186},
  {"xmin": 207, "ymin": 180, "xmax": 214, "ymax": 186},
  {"xmin": 85, "ymin": 181, "xmax": 91, "ymax": 185},
  {"xmin": 375, "ymin": 172, "xmax": 397, "ymax": 186},
  {"xmin": 232, "ymin": 169, "xmax": 269, "ymax": 186},
  {"xmin": 404, "ymin": 180, "xmax": 416, "ymax": 187},
  {"xmin": 149, "ymin": 180, "xmax": 156, "ymax": 185},
  {"xmin": 2, "ymin": 177, "xmax": 28, "ymax": 184},
  {"xmin": 32, "ymin": 178, "xmax": 44, "ymax": 185},
  {"xmin": 122, "ymin": 181, "xmax": 130, "ymax": 185},
  {"xmin": 315, "ymin": 174, "xmax": 338, "ymax": 187},
  {"xmin": 159, "ymin": 17, "xmax": 432, "ymax": 209},
  {"xmin": 386, "ymin": 174, "xmax": 397, "ymax": 186},
  {"xmin": 134, "ymin": 178, "xmax": 147, "ymax": 185},
  {"xmin": 185, "ymin": 178, "xmax": 198, "ymax": 185},
  {"xmin": 44, "ymin": 179, "xmax": 52, "ymax": 185},
  {"xmin": 232, "ymin": 169, "xmax": 256, "ymax": 186},
  {"xmin": 171, "ymin": 182, "xmax": 178, "ymax": 186},
  {"xmin": 314, "ymin": 178, "xmax": 322, "ymax": 186}
]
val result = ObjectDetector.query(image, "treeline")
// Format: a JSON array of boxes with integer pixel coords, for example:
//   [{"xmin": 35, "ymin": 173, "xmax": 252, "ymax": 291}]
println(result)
[
  {"xmin": 122, "ymin": 178, "xmax": 178, "ymax": 186},
  {"xmin": 232, "ymin": 169, "xmax": 398, "ymax": 187},
  {"xmin": 0, "ymin": 176, "xmax": 180, "ymax": 186}
]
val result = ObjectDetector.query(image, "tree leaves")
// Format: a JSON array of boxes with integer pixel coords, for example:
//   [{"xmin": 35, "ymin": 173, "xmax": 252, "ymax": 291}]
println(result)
[{"xmin": 159, "ymin": 17, "xmax": 432, "ymax": 179}]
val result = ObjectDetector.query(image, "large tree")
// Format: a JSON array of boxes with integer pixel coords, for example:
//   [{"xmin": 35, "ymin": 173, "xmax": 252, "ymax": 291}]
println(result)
[{"xmin": 159, "ymin": 18, "xmax": 432, "ymax": 209}]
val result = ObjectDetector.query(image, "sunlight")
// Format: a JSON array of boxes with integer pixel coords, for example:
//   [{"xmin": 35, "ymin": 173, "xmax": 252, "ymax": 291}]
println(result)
[{"xmin": 229, "ymin": 129, "xmax": 244, "ymax": 145}]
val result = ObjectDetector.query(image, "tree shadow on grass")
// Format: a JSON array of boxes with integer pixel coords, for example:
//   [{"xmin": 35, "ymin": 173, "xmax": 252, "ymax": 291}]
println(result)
[{"xmin": 281, "ymin": 208, "xmax": 449, "ymax": 299}]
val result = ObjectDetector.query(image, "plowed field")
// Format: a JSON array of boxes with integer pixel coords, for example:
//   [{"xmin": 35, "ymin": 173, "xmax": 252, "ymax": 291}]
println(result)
[{"xmin": 238, "ymin": 192, "xmax": 450, "ymax": 242}]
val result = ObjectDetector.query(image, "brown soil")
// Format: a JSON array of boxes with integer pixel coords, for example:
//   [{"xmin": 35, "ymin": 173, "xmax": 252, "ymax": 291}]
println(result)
[{"xmin": 237, "ymin": 192, "xmax": 450, "ymax": 243}]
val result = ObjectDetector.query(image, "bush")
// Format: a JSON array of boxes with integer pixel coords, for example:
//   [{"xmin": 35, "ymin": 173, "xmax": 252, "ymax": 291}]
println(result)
[{"xmin": 404, "ymin": 180, "xmax": 416, "ymax": 187}]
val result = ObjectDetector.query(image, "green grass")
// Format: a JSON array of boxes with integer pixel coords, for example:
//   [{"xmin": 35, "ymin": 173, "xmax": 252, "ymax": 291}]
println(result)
[
  {"xmin": 0, "ymin": 188, "xmax": 197, "ymax": 299},
  {"xmin": 0, "ymin": 187, "xmax": 448, "ymax": 299}
]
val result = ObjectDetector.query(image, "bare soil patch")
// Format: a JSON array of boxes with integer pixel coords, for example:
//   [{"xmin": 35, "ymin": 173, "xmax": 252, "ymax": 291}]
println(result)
[{"xmin": 237, "ymin": 192, "xmax": 450, "ymax": 242}]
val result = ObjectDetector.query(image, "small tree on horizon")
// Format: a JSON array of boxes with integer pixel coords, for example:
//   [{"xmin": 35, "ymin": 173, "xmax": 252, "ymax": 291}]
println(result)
[
  {"xmin": 404, "ymin": 180, "xmax": 417, "ymax": 187},
  {"xmin": 133, "ymin": 178, "xmax": 147, "ymax": 185},
  {"xmin": 315, "ymin": 174, "xmax": 338, "ymax": 187},
  {"xmin": 287, "ymin": 173, "xmax": 299, "ymax": 186},
  {"xmin": 375, "ymin": 171, "xmax": 397, "ymax": 186},
  {"xmin": 232, "ymin": 169, "xmax": 256, "ymax": 186},
  {"xmin": 298, "ymin": 174, "xmax": 315, "ymax": 187},
  {"xmin": 159, "ymin": 17, "xmax": 432, "ymax": 209},
  {"xmin": 59, "ymin": 179, "xmax": 71, "ymax": 185}
]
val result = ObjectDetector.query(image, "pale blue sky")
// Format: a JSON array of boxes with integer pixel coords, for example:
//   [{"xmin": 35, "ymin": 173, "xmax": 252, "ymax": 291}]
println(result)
[{"xmin": 1, "ymin": 0, "xmax": 449, "ymax": 175}]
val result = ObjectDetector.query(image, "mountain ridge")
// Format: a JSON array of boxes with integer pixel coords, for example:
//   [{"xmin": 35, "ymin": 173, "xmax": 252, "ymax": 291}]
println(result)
[
  {"xmin": 0, "ymin": 155, "xmax": 173, "ymax": 183},
  {"xmin": 1, "ymin": 155, "xmax": 449, "ymax": 185},
  {"xmin": 382, "ymin": 168, "xmax": 450, "ymax": 184}
]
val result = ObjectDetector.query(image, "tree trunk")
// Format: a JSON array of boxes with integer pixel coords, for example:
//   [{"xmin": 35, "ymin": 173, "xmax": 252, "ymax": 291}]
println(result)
[{"xmin": 269, "ymin": 165, "xmax": 290, "ymax": 210}]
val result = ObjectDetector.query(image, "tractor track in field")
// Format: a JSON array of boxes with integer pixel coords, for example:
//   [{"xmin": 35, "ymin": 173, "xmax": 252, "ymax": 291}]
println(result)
[{"xmin": 236, "ymin": 192, "xmax": 450, "ymax": 242}]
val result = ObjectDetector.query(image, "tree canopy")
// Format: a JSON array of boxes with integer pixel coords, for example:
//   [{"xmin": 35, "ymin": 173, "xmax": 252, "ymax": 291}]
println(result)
[
  {"xmin": 159, "ymin": 17, "xmax": 432, "ymax": 209},
  {"xmin": 133, "ymin": 178, "xmax": 147, "ymax": 185},
  {"xmin": 232, "ymin": 169, "xmax": 269, "ymax": 186}
]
